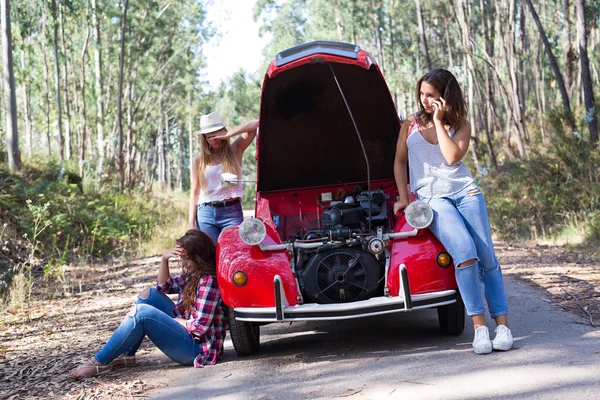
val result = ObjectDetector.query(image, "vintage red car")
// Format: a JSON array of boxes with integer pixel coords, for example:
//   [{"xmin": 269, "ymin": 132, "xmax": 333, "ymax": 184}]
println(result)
[{"xmin": 217, "ymin": 41, "xmax": 464, "ymax": 356}]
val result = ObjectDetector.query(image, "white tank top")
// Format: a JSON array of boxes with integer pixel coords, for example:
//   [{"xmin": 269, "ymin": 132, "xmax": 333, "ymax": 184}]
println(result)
[
  {"xmin": 198, "ymin": 164, "xmax": 244, "ymax": 204},
  {"xmin": 407, "ymin": 121, "xmax": 474, "ymax": 198}
]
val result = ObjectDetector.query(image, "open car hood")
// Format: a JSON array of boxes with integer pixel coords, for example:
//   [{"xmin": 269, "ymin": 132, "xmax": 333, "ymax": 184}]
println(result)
[{"xmin": 257, "ymin": 41, "xmax": 400, "ymax": 193}]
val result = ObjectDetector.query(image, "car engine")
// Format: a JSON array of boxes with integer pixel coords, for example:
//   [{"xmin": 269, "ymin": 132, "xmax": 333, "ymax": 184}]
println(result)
[{"xmin": 295, "ymin": 190, "xmax": 389, "ymax": 304}]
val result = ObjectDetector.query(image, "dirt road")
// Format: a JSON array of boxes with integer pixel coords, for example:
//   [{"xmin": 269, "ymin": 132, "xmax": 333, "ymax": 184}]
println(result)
[{"xmin": 1, "ymin": 244, "xmax": 598, "ymax": 399}]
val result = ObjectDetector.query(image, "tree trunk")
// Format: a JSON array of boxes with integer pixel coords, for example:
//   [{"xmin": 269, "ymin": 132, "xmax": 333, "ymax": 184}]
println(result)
[
  {"xmin": 504, "ymin": 0, "xmax": 526, "ymax": 157},
  {"xmin": 41, "ymin": 5, "xmax": 51, "ymax": 155},
  {"xmin": 20, "ymin": 47, "xmax": 32, "ymax": 158},
  {"xmin": 533, "ymin": 39, "xmax": 548, "ymax": 144},
  {"xmin": 126, "ymin": 78, "xmax": 135, "ymax": 190},
  {"xmin": 415, "ymin": 0, "xmax": 431, "ymax": 71},
  {"xmin": 157, "ymin": 87, "xmax": 164, "ymax": 189},
  {"xmin": 444, "ymin": 23, "xmax": 453, "ymax": 68},
  {"xmin": 479, "ymin": 0, "xmax": 497, "ymax": 166},
  {"xmin": 562, "ymin": 0, "xmax": 574, "ymax": 98},
  {"xmin": 575, "ymin": 0, "xmax": 598, "ymax": 144},
  {"xmin": 525, "ymin": 0, "xmax": 576, "ymax": 132},
  {"xmin": 1, "ymin": 0, "xmax": 21, "ymax": 169},
  {"xmin": 518, "ymin": 1, "xmax": 528, "ymax": 129},
  {"xmin": 116, "ymin": 0, "xmax": 129, "ymax": 193},
  {"xmin": 188, "ymin": 89, "xmax": 193, "ymax": 173},
  {"xmin": 177, "ymin": 120, "xmax": 183, "ymax": 191},
  {"xmin": 59, "ymin": 2, "xmax": 71, "ymax": 159},
  {"xmin": 453, "ymin": 0, "xmax": 479, "ymax": 167},
  {"xmin": 165, "ymin": 113, "xmax": 172, "ymax": 190},
  {"xmin": 79, "ymin": 5, "xmax": 90, "ymax": 178},
  {"xmin": 334, "ymin": 0, "xmax": 343, "ymax": 41},
  {"xmin": 51, "ymin": 0, "xmax": 64, "ymax": 160},
  {"xmin": 91, "ymin": 0, "xmax": 105, "ymax": 171}
]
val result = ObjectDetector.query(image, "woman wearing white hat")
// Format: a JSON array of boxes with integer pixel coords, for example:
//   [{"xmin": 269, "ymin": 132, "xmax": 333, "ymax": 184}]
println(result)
[{"xmin": 187, "ymin": 112, "xmax": 258, "ymax": 244}]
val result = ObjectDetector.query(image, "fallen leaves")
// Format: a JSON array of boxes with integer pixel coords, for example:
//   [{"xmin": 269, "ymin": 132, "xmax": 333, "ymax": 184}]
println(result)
[{"xmin": 0, "ymin": 256, "xmax": 171, "ymax": 400}]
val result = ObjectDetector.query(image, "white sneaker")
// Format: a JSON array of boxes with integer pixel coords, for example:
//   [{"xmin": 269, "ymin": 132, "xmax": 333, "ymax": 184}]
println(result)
[
  {"xmin": 473, "ymin": 326, "xmax": 492, "ymax": 354},
  {"xmin": 492, "ymin": 325, "xmax": 514, "ymax": 351}
]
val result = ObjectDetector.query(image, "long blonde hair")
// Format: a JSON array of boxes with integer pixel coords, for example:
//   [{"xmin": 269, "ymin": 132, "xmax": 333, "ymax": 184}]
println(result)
[{"xmin": 197, "ymin": 128, "xmax": 241, "ymax": 190}]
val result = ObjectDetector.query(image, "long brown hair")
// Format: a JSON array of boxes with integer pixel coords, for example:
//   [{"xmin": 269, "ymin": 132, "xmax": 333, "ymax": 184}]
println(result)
[
  {"xmin": 177, "ymin": 229, "xmax": 217, "ymax": 313},
  {"xmin": 415, "ymin": 69, "xmax": 467, "ymax": 130},
  {"xmin": 197, "ymin": 128, "xmax": 241, "ymax": 190}
]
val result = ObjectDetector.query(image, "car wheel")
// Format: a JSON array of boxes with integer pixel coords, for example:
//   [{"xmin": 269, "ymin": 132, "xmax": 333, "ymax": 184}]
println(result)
[
  {"xmin": 437, "ymin": 292, "xmax": 465, "ymax": 335},
  {"xmin": 227, "ymin": 307, "xmax": 260, "ymax": 356}
]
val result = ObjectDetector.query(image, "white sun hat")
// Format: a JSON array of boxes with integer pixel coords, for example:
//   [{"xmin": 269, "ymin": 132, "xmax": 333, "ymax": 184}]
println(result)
[{"xmin": 199, "ymin": 112, "xmax": 226, "ymax": 135}]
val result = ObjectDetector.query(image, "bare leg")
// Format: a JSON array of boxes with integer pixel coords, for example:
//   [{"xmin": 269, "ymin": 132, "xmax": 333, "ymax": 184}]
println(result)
[{"xmin": 495, "ymin": 314, "xmax": 509, "ymax": 327}]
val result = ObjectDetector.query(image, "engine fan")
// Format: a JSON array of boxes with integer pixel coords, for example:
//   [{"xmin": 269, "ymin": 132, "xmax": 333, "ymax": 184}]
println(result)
[{"xmin": 300, "ymin": 248, "xmax": 383, "ymax": 304}]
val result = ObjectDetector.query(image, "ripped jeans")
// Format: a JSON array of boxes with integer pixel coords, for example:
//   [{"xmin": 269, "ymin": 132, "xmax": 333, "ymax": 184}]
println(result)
[
  {"xmin": 94, "ymin": 288, "xmax": 200, "ymax": 365},
  {"xmin": 421, "ymin": 182, "xmax": 509, "ymax": 318}
]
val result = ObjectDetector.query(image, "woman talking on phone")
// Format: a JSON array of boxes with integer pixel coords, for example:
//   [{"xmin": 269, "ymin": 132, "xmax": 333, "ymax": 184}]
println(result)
[{"xmin": 393, "ymin": 69, "xmax": 513, "ymax": 354}]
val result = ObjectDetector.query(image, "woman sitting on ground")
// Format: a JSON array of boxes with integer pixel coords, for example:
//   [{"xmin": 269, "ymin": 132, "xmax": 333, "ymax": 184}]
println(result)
[{"xmin": 69, "ymin": 230, "xmax": 226, "ymax": 378}]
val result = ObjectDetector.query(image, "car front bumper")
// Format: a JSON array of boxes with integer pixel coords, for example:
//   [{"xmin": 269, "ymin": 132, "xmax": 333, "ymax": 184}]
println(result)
[{"xmin": 233, "ymin": 264, "xmax": 458, "ymax": 322}]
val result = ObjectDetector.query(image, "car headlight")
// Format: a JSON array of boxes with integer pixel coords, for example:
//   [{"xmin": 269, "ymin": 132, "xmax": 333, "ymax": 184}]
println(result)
[
  {"xmin": 405, "ymin": 201, "xmax": 434, "ymax": 229},
  {"xmin": 238, "ymin": 217, "xmax": 267, "ymax": 245}
]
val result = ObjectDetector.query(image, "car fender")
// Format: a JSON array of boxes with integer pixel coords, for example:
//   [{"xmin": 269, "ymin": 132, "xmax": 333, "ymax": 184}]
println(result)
[
  {"xmin": 216, "ymin": 224, "xmax": 300, "ymax": 309},
  {"xmin": 387, "ymin": 215, "xmax": 457, "ymax": 296}
]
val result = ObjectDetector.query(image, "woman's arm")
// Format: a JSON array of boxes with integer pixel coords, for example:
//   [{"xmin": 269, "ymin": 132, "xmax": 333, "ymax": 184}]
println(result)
[
  {"xmin": 187, "ymin": 155, "xmax": 201, "ymax": 230},
  {"xmin": 156, "ymin": 247, "xmax": 186, "ymax": 294},
  {"xmin": 433, "ymin": 98, "xmax": 471, "ymax": 165},
  {"xmin": 228, "ymin": 119, "xmax": 258, "ymax": 159},
  {"xmin": 393, "ymin": 118, "xmax": 411, "ymax": 213},
  {"xmin": 158, "ymin": 246, "xmax": 181, "ymax": 285}
]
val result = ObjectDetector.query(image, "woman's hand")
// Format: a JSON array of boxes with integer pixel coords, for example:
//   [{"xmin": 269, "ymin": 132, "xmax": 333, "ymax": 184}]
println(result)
[
  {"xmin": 432, "ymin": 97, "xmax": 446, "ymax": 124},
  {"xmin": 162, "ymin": 245, "xmax": 183, "ymax": 262},
  {"xmin": 158, "ymin": 245, "xmax": 183, "ymax": 284},
  {"xmin": 393, "ymin": 199, "xmax": 409, "ymax": 214},
  {"xmin": 174, "ymin": 317, "xmax": 188, "ymax": 327}
]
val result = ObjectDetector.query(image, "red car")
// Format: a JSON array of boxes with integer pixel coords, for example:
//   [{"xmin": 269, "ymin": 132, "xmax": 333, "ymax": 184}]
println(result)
[{"xmin": 217, "ymin": 41, "xmax": 464, "ymax": 356}]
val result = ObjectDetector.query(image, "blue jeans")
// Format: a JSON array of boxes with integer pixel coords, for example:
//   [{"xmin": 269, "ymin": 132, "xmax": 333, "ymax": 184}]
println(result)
[
  {"xmin": 421, "ymin": 182, "xmax": 509, "ymax": 318},
  {"xmin": 196, "ymin": 202, "xmax": 244, "ymax": 244},
  {"xmin": 94, "ymin": 288, "xmax": 200, "ymax": 365}
]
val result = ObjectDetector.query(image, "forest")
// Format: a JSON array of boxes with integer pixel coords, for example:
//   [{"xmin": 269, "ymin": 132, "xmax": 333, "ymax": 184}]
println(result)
[{"xmin": 0, "ymin": 0, "xmax": 599, "ymax": 303}]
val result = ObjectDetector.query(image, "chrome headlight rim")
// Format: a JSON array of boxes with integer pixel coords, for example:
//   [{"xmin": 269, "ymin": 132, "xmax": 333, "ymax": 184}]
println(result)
[
  {"xmin": 238, "ymin": 217, "xmax": 267, "ymax": 245},
  {"xmin": 405, "ymin": 201, "xmax": 434, "ymax": 229}
]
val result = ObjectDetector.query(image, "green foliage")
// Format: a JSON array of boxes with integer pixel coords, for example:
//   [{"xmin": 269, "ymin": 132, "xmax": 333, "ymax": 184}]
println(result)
[
  {"xmin": 480, "ymin": 114, "xmax": 600, "ymax": 245},
  {"xmin": 0, "ymin": 160, "xmax": 181, "ymax": 300}
]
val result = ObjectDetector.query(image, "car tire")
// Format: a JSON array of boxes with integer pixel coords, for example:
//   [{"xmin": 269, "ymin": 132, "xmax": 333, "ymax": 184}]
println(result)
[
  {"xmin": 227, "ymin": 307, "xmax": 260, "ymax": 356},
  {"xmin": 437, "ymin": 292, "xmax": 465, "ymax": 335}
]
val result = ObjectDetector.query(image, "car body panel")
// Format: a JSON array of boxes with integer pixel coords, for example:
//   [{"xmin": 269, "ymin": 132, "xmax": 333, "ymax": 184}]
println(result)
[{"xmin": 216, "ymin": 42, "xmax": 460, "ymax": 344}]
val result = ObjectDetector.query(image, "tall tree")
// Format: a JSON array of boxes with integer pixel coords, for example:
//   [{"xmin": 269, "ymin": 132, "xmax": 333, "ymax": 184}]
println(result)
[
  {"xmin": 415, "ymin": 0, "xmax": 431, "ymax": 71},
  {"xmin": 91, "ymin": 0, "xmax": 104, "ymax": 171},
  {"xmin": 525, "ymin": 0, "xmax": 576, "ymax": 131},
  {"xmin": 1, "ymin": 0, "xmax": 21, "ymax": 169},
  {"xmin": 575, "ymin": 0, "xmax": 598, "ymax": 144},
  {"xmin": 561, "ymin": 0, "xmax": 574, "ymax": 97},
  {"xmin": 78, "ymin": 4, "xmax": 89, "ymax": 177},
  {"xmin": 50, "ymin": 0, "xmax": 64, "ymax": 159},
  {"xmin": 116, "ymin": 0, "xmax": 128, "ymax": 193}
]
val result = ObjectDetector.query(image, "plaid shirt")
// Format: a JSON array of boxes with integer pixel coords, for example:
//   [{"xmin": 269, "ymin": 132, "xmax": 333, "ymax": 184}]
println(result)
[{"xmin": 156, "ymin": 273, "xmax": 226, "ymax": 368}]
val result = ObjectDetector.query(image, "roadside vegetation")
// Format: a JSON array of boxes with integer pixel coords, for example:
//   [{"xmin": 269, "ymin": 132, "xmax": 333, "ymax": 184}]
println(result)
[
  {"xmin": 479, "ymin": 115, "xmax": 600, "ymax": 247},
  {"xmin": 0, "ymin": 160, "xmax": 186, "ymax": 309}
]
